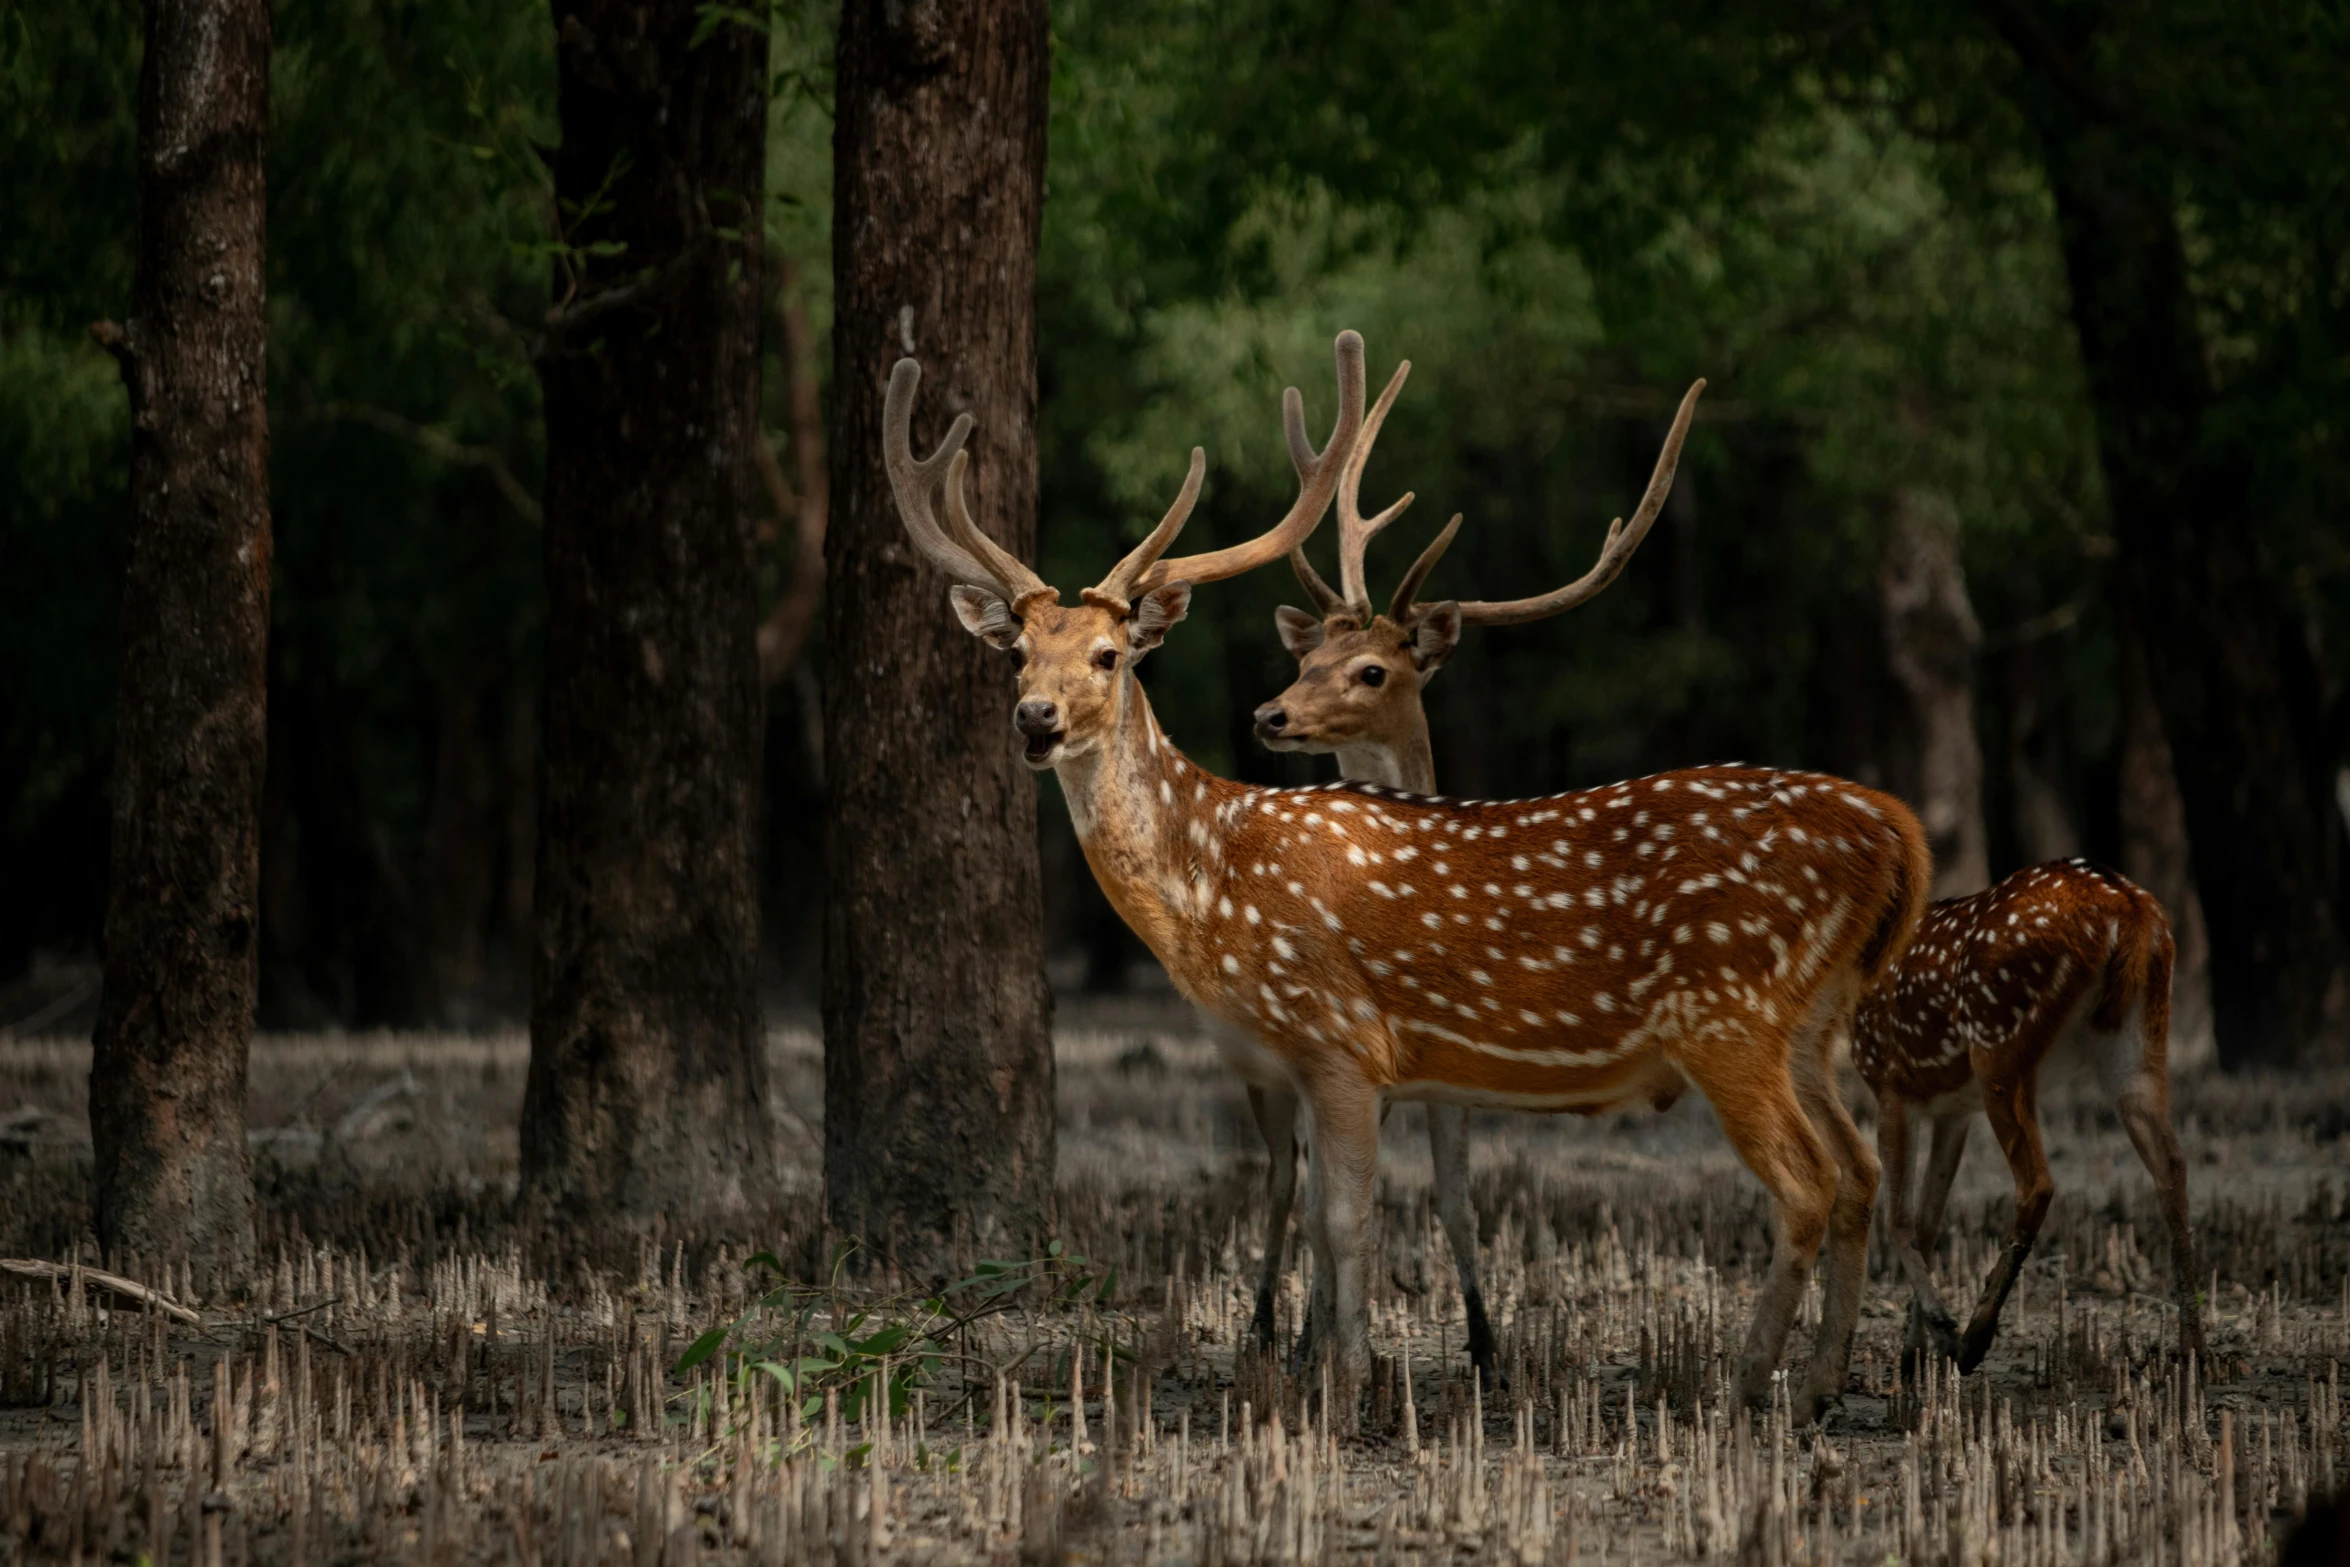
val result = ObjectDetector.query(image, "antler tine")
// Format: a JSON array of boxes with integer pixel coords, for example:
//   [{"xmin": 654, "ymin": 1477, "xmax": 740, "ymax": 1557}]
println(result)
[
  {"xmin": 1126, "ymin": 329, "xmax": 1368, "ymax": 597},
  {"xmin": 1333, "ymin": 359, "xmax": 1415, "ymax": 615},
  {"xmin": 1287, "ymin": 545, "xmax": 1348, "ymax": 616},
  {"xmin": 941, "ymin": 450, "xmax": 1056, "ymax": 611},
  {"xmin": 1083, "ymin": 448, "xmax": 1208, "ymax": 613},
  {"xmin": 1386, "ymin": 512, "xmax": 1464, "ymax": 624},
  {"xmin": 882, "ymin": 359, "xmax": 1039, "ymax": 601},
  {"xmin": 1455, "ymin": 379, "xmax": 1705, "ymax": 627}
]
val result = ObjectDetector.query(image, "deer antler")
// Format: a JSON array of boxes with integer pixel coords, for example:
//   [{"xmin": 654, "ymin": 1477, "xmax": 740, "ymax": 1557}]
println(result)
[
  {"xmin": 1089, "ymin": 330, "xmax": 1369, "ymax": 611},
  {"xmin": 1448, "ymin": 379, "xmax": 1705, "ymax": 627},
  {"xmin": 1289, "ymin": 356, "xmax": 1413, "ymax": 620},
  {"xmin": 884, "ymin": 359, "xmax": 1056, "ymax": 611},
  {"xmin": 1386, "ymin": 513, "xmax": 1465, "ymax": 625}
]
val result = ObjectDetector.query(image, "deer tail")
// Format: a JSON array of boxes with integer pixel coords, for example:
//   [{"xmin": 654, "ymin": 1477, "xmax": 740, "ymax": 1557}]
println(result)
[
  {"xmin": 1857, "ymin": 800, "xmax": 1934, "ymax": 988},
  {"xmin": 2091, "ymin": 880, "xmax": 2174, "ymax": 1071}
]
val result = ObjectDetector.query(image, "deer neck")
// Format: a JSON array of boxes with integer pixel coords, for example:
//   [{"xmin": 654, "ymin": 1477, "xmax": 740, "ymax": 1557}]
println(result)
[
  {"xmin": 1051, "ymin": 678, "xmax": 1235, "ymax": 960},
  {"xmin": 1336, "ymin": 708, "xmax": 1435, "ymax": 794}
]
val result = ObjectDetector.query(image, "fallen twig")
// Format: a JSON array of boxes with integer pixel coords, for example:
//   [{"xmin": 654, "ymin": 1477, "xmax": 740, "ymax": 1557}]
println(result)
[{"xmin": 0, "ymin": 1258, "xmax": 203, "ymax": 1325}]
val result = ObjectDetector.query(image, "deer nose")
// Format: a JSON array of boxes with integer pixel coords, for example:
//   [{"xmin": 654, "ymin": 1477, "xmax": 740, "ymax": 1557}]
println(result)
[
  {"xmin": 1015, "ymin": 699, "xmax": 1061, "ymax": 735},
  {"xmin": 1254, "ymin": 703, "xmax": 1288, "ymax": 735}
]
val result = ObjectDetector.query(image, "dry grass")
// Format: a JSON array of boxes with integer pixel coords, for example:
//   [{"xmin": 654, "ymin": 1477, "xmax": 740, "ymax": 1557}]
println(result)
[{"xmin": 0, "ymin": 1016, "xmax": 2344, "ymax": 1563}]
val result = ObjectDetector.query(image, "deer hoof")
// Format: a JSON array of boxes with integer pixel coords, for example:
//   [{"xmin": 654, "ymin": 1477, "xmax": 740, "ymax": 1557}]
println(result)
[{"xmin": 1792, "ymin": 1386, "xmax": 1842, "ymax": 1427}]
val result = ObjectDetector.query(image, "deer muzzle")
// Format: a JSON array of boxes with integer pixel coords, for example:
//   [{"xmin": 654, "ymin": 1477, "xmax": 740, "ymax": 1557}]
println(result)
[
  {"xmin": 1014, "ymin": 699, "xmax": 1064, "ymax": 765},
  {"xmin": 1253, "ymin": 701, "xmax": 1299, "ymax": 749}
]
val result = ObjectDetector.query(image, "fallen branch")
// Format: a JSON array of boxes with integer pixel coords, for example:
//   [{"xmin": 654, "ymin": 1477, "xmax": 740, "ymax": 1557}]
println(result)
[
  {"xmin": 0, "ymin": 1259, "xmax": 203, "ymax": 1325},
  {"xmin": 333, "ymin": 1068, "xmax": 423, "ymax": 1146}
]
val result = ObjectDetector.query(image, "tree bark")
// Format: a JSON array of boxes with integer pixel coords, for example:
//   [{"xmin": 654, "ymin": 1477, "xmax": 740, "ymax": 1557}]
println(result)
[
  {"xmin": 824, "ymin": 0, "xmax": 1056, "ymax": 1255},
  {"xmin": 2003, "ymin": 640, "xmax": 2080, "ymax": 866},
  {"xmin": 2118, "ymin": 613, "xmax": 2215, "ymax": 1067},
  {"xmin": 521, "ymin": 0, "xmax": 779, "ymax": 1228},
  {"xmin": 1989, "ymin": 2, "xmax": 2348, "ymax": 1065},
  {"xmin": 1878, "ymin": 489, "xmax": 1989, "ymax": 899},
  {"xmin": 86, "ymin": 0, "xmax": 273, "ymax": 1288}
]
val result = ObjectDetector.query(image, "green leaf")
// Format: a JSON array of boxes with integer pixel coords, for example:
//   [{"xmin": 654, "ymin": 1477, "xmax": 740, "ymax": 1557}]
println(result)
[
  {"xmin": 675, "ymin": 1327, "xmax": 729, "ymax": 1375},
  {"xmin": 849, "ymin": 1324, "xmax": 911, "ymax": 1357}
]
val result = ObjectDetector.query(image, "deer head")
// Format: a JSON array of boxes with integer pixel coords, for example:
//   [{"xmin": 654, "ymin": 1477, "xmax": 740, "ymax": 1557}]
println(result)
[
  {"xmin": 885, "ymin": 332, "xmax": 1368, "ymax": 771},
  {"xmin": 1254, "ymin": 378, "xmax": 1706, "ymax": 788}
]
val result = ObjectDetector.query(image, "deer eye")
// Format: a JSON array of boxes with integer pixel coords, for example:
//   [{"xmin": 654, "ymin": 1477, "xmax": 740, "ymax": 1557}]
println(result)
[
  {"xmin": 1358, "ymin": 665, "xmax": 1387, "ymax": 688},
  {"xmin": 1093, "ymin": 647, "xmax": 1119, "ymax": 671}
]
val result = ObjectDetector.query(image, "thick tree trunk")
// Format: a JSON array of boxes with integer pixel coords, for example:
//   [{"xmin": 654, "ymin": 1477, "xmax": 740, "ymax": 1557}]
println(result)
[
  {"xmin": 824, "ymin": 0, "xmax": 1055, "ymax": 1254},
  {"xmin": 2118, "ymin": 614, "xmax": 2215, "ymax": 1067},
  {"xmin": 1878, "ymin": 489, "xmax": 1989, "ymax": 898},
  {"xmin": 1992, "ymin": 6, "xmax": 2347, "ymax": 1065},
  {"xmin": 2003, "ymin": 641, "xmax": 2080, "ymax": 866},
  {"xmin": 86, "ymin": 0, "xmax": 272, "ymax": 1288},
  {"xmin": 521, "ymin": 0, "xmax": 778, "ymax": 1227}
]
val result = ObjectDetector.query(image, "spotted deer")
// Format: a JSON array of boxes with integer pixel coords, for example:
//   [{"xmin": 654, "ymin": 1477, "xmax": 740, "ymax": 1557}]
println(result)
[
  {"xmin": 1855, "ymin": 858, "xmax": 2205, "ymax": 1373},
  {"xmin": 1241, "ymin": 365, "xmax": 1705, "ymax": 1389},
  {"xmin": 884, "ymin": 331, "xmax": 1931, "ymax": 1420},
  {"xmin": 1203, "ymin": 349, "xmax": 1509, "ymax": 1377}
]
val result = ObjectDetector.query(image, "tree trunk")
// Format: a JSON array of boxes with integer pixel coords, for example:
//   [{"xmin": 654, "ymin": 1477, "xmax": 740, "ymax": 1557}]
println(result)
[
  {"xmin": 2003, "ymin": 640, "xmax": 2080, "ymax": 866},
  {"xmin": 86, "ymin": 0, "xmax": 272, "ymax": 1288},
  {"xmin": 824, "ymin": 0, "xmax": 1055, "ymax": 1255},
  {"xmin": 1991, "ymin": 5, "xmax": 2348, "ymax": 1065},
  {"xmin": 1878, "ymin": 489, "xmax": 1989, "ymax": 899},
  {"xmin": 2118, "ymin": 613, "xmax": 2216, "ymax": 1067},
  {"xmin": 521, "ymin": 0, "xmax": 778, "ymax": 1228}
]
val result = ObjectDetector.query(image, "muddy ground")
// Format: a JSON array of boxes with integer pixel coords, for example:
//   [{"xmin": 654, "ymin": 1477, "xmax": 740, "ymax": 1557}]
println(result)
[{"xmin": 0, "ymin": 1010, "xmax": 2344, "ymax": 1563}]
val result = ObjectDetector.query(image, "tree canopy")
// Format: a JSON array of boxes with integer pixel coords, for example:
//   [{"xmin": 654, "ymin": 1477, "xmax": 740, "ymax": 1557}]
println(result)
[{"xmin": 3, "ymin": 0, "xmax": 2343, "ymax": 1056}]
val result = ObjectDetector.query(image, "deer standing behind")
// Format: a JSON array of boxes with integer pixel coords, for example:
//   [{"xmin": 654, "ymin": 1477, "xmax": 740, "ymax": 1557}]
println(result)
[
  {"xmin": 1206, "ymin": 353, "xmax": 1509, "ymax": 1380},
  {"xmin": 1238, "ymin": 360, "xmax": 1707, "ymax": 1388},
  {"xmin": 884, "ymin": 330, "xmax": 1931, "ymax": 1421},
  {"xmin": 1856, "ymin": 858, "xmax": 2205, "ymax": 1372}
]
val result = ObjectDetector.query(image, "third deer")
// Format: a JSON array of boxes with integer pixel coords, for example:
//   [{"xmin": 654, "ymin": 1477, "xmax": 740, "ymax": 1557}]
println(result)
[{"xmin": 1855, "ymin": 857, "xmax": 2205, "ymax": 1373}]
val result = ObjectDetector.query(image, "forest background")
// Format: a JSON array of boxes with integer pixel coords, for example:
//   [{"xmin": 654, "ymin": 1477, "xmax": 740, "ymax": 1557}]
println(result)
[{"xmin": 3, "ymin": 0, "xmax": 2345, "ymax": 1067}]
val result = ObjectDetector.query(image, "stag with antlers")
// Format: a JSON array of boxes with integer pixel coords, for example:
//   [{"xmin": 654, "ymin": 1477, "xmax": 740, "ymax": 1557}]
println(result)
[
  {"xmin": 1856, "ymin": 858, "xmax": 2206, "ymax": 1373},
  {"xmin": 1248, "ymin": 369, "xmax": 1706, "ymax": 1387},
  {"xmin": 884, "ymin": 331, "xmax": 1930, "ymax": 1420}
]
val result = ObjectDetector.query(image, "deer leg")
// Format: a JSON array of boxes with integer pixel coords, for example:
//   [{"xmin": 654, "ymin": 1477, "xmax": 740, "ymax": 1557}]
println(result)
[
  {"xmin": 1790, "ymin": 1017, "xmax": 1879, "ymax": 1424},
  {"xmin": 1904, "ymin": 1109, "xmax": 1970, "ymax": 1363},
  {"xmin": 1880, "ymin": 1096, "xmax": 1960, "ymax": 1367},
  {"xmin": 1685, "ymin": 1050, "xmax": 1839, "ymax": 1412},
  {"xmin": 2111, "ymin": 1060, "xmax": 2204, "ymax": 1364},
  {"xmin": 1425, "ymin": 1104, "xmax": 1499, "ymax": 1389},
  {"xmin": 1300, "ymin": 1070, "xmax": 1383, "ymax": 1418},
  {"xmin": 1246, "ymin": 1084, "xmax": 1303, "ymax": 1352},
  {"xmin": 1958, "ymin": 1074, "xmax": 2052, "ymax": 1372}
]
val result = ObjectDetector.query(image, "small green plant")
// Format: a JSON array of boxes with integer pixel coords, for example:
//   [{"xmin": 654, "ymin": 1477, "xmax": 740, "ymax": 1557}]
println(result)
[{"xmin": 675, "ymin": 1240, "xmax": 1120, "ymax": 1447}]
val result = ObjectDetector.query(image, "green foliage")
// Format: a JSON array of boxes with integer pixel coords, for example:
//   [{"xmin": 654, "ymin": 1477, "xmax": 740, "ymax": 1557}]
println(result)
[
  {"xmin": 674, "ymin": 1242, "xmax": 1118, "ymax": 1454},
  {"xmin": 3, "ymin": 0, "xmax": 2342, "ymax": 998}
]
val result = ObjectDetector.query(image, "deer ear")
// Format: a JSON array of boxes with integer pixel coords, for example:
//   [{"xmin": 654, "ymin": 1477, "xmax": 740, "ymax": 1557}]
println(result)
[
  {"xmin": 1409, "ymin": 601, "xmax": 1462, "ymax": 678},
  {"xmin": 1128, "ymin": 581, "xmax": 1192, "ymax": 657},
  {"xmin": 950, "ymin": 585, "xmax": 1023, "ymax": 650},
  {"xmin": 1274, "ymin": 605, "xmax": 1325, "ymax": 660}
]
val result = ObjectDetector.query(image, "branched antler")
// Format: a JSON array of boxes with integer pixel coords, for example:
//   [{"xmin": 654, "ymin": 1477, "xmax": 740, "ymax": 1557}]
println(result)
[
  {"xmin": 1091, "ymin": 331, "xmax": 1369, "ymax": 610},
  {"xmin": 1289, "ymin": 355, "xmax": 1413, "ymax": 620},
  {"xmin": 1427, "ymin": 379, "xmax": 1705, "ymax": 627}
]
